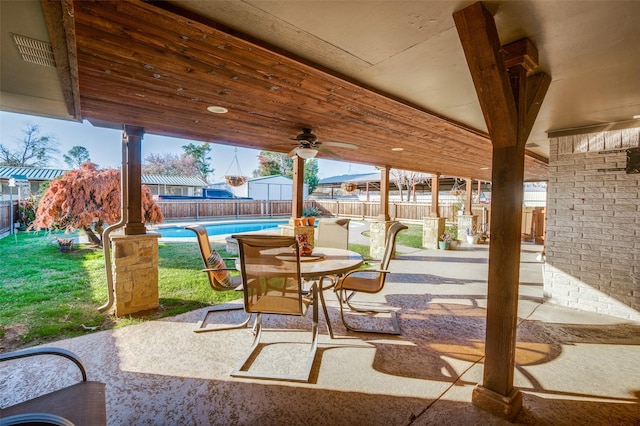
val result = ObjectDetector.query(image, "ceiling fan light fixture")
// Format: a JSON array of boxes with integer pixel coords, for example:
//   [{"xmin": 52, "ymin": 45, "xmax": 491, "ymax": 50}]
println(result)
[{"xmin": 296, "ymin": 147, "xmax": 318, "ymax": 159}]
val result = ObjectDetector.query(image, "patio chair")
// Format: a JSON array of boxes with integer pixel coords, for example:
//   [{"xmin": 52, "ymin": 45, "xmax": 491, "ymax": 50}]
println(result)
[
  {"xmin": 316, "ymin": 218, "xmax": 350, "ymax": 249},
  {"xmin": 186, "ymin": 225, "xmax": 252, "ymax": 333},
  {"xmin": 0, "ymin": 347, "xmax": 106, "ymax": 425},
  {"xmin": 334, "ymin": 222, "xmax": 407, "ymax": 335},
  {"xmin": 230, "ymin": 234, "xmax": 319, "ymax": 382}
]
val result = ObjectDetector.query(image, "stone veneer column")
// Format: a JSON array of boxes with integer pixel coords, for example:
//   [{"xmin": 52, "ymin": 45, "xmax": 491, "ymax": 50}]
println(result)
[
  {"xmin": 422, "ymin": 216, "xmax": 446, "ymax": 249},
  {"xmin": 369, "ymin": 220, "xmax": 397, "ymax": 259},
  {"xmin": 457, "ymin": 214, "xmax": 479, "ymax": 243},
  {"xmin": 111, "ymin": 233, "xmax": 160, "ymax": 316}
]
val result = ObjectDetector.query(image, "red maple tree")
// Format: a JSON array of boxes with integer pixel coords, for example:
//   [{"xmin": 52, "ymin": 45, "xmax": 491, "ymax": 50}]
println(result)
[{"xmin": 31, "ymin": 162, "xmax": 163, "ymax": 246}]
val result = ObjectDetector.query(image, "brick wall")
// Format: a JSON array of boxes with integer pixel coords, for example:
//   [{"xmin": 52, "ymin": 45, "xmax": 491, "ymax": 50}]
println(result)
[{"xmin": 545, "ymin": 128, "xmax": 640, "ymax": 322}]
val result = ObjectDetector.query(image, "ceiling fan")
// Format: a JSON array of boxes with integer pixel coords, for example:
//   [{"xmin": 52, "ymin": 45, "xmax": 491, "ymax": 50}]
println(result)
[{"xmin": 287, "ymin": 128, "xmax": 358, "ymax": 159}]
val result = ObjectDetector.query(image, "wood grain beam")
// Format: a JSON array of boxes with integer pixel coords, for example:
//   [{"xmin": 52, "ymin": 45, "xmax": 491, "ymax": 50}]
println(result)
[
  {"xmin": 454, "ymin": 2, "xmax": 550, "ymax": 420},
  {"xmin": 41, "ymin": 0, "xmax": 81, "ymax": 119},
  {"xmin": 453, "ymin": 2, "xmax": 517, "ymax": 147},
  {"xmin": 292, "ymin": 156, "xmax": 304, "ymax": 218}
]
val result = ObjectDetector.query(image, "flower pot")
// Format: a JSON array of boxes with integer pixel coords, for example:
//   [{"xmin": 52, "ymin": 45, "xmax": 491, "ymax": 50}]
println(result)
[
  {"xmin": 438, "ymin": 241, "xmax": 450, "ymax": 250},
  {"xmin": 58, "ymin": 240, "xmax": 74, "ymax": 253},
  {"xmin": 466, "ymin": 235, "xmax": 478, "ymax": 244},
  {"xmin": 450, "ymin": 240, "xmax": 459, "ymax": 250}
]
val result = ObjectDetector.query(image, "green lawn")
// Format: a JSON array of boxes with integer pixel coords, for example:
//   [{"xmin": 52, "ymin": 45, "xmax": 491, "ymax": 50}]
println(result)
[
  {"xmin": 0, "ymin": 231, "xmax": 239, "ymax": 351},
  {"xmin": 0, "ymin": 223, "xmax": 427, "ymax": 351}
]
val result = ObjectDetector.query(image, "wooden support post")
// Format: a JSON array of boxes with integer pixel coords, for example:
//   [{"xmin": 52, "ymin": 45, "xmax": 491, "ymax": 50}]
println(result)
[
  {"xmin": 379, "ymin": 166, "xmax": 390, "ymax": 221},
  {"xmin": 291, "ymin": 155, "xmax": 305, "ymax": 219},
  {"xmin": 465, "ymin": 178, "xmax": 473, "ymax": 215},
  {"xmin": 123, "ymin": 125, "xmax": 146, "ymax": 235},
  {"xmin": 431, "ymin": 174, "xmax": 440, "ymax": 217},
  {"xmin": 454, "ymin": 2, "xmax": 550, "ymax": 420}
]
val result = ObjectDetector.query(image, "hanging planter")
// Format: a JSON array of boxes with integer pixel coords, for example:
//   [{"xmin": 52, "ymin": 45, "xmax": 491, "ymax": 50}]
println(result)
[
  {"xmin": 224, "ymin": 148, "xmax": 247, "ymax": 187},
  {"xmin": 341, "ymin": 182, "xmax": 357, "ymax": 192},
  {"xmin": 225, "ymin": 175, "xmax": 246, "ymax": 187},
  {"xmin": 449, "ymin": 178, "xmax": 463, "ymax": 196}
]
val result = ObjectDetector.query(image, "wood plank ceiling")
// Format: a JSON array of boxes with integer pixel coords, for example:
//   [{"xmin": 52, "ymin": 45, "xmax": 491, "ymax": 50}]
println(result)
[{"xmin": 52, "ymin": 0, "xmax": 548, "ymax": 181}]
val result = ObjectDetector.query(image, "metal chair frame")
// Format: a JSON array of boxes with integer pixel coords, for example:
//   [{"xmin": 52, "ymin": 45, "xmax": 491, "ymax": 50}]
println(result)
[
  {"xmin": 186, "ymin": 225, "xmax": 252, "ymax": 333},
  {"xmin": 230, "ymin": 234, "xmax": 319, "ymax": 383},
  {"xmin": 335, "ymin": 222, "xmax": 407, "ymax": 335}
]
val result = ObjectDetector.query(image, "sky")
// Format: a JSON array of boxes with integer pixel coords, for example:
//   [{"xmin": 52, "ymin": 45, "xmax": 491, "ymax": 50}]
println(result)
[{"xmin": 0, "ymin": 111, "xmax": 377, "ymax": 181}]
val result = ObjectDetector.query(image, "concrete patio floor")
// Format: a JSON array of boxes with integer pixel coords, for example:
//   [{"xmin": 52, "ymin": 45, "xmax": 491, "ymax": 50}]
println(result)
[{"xmin": 2, "ymin": 226, "xmax": 639, "ymax": 425}]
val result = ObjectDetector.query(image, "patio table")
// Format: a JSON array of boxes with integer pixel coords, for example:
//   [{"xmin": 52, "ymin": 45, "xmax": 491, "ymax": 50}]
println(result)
[
  {"xmin": 237, "ymin": 247, "xmax": 363, "ymax": 338},
  {"xmin": 300, "ymin": 247, "xmax": 363, "ymax": 338}
]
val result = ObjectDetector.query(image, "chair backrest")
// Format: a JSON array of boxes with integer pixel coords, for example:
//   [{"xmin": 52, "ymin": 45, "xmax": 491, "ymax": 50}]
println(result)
[
  {"xmin": 186, "ymin": 225, "xmax": 236, "ymax": 290},
  {"xmin": 233, "ymin": 234, "xmax": 307, "ymax": 316},
  {"xmin": 380, "ymin": 222, "xmax": 408, "ymax": 270},
  {"xmin": 316, "ymin": 218, "xmax": 350, "ymax": 249}
]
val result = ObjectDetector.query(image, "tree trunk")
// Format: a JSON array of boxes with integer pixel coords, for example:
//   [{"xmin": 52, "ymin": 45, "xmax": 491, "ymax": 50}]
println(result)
[{"xmin": 83, "ymin": 225, "xmax": 102, "ymax": 247}]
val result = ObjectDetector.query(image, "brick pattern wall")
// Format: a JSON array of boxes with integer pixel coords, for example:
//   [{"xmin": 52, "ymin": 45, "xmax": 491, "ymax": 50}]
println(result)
[{"xmin": 545, "ymin": 128, "xmax": 640, "ymax": 321}]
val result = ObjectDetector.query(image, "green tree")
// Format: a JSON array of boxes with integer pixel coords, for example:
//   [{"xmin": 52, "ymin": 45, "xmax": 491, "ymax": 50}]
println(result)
[
  {"xmin": 63, "ymin": 146, "xmax": 91, "ymax": 169},
  {"xmin": 304, "ymin": 158, "xmax": 319, "ymax": 193},
  {"xmin": 253, "ymin": 151, "xmax": 319, "ymax": 193},
  {"xmin": 142, "ymin": 152, "xmax": 199, "ymax": 177},
  {"xmin": 0, "ymin": 122, "xmax": 58, "ymax": 167},
  {"xmin": 253, "ymin": 151, "xmax": 293, "ymax": 177},
  {"xmin": 182, "ymin": 143, "xmax": 213, "ymax": 182}
]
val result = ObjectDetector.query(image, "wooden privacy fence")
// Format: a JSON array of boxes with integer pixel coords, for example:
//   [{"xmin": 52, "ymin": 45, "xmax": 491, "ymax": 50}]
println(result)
[
  {"xmin": 313, "ymin": 200, "xmax": 490, "ymax": 225},
  {"xmin": 0, "ymin": 197, "xmax": 537, "ymax": 241},
  {"xmin": 0, "ymin": 201, "xmax": 14, "ymax": 235},
  {"xmin": 156, "ymin": 199, "xmax": 300, "ymax": 221},
  {"xmin": 156, "ymin": 199, "xmax": 491, "ymax": 228}
]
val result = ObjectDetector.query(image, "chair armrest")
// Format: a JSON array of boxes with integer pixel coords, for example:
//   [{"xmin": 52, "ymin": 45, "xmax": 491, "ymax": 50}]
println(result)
[
  {"xmin": 0, "ymin": 413, "xmax": 75, "ymax": 426},
  {"xmin": 0, "ymin": 347, "xmax": 88, "ymax": 382},
  {"xmin": 341, "ymin": 269, "xmax": 390, "ymax": 279},
  {"xmin": 203, "ymin": 267, "xmax": 238, "ymax": 273}
]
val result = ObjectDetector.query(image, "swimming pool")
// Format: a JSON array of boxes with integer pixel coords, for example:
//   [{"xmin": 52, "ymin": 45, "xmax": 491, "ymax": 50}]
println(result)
[{"xmin": 156, "ymin": 219, "xmax": 289, "ymax": 239}]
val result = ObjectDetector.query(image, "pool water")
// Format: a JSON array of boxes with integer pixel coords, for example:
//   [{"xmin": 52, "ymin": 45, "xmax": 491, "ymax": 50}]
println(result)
[{"xmin": 157, "ymin": 219, "xmax": 289, "ymax": 238}]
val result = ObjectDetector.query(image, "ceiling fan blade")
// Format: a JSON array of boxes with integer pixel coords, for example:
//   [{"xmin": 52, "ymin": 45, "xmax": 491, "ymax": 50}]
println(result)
[
  {"xmin": 317, "ymin": 145, "xmax": 342, "ymax": 159},
  {"xmin": 323, "ymin": 141, "xmax": 358, "ymax": 149}
]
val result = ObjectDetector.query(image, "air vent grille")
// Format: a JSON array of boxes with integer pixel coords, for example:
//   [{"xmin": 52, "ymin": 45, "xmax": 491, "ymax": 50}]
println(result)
[{"xmin": 11, "ymin": 33, "xmax": 56, "ymax": 68}]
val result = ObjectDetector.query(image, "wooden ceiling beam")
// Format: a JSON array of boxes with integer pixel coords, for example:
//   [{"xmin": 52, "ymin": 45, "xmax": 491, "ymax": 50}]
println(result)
[{"xmin": 63, "ymin": 0, "xmax": 548, "ymax": 181}]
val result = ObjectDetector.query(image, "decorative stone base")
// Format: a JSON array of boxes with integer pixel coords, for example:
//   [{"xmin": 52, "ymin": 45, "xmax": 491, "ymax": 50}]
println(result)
[
  {"xmin": 111, "ymin": 233, "xmax": 160, "ymax": 316},
  {"xmin": 458, "ymin": 214, "xmax": 479, "ymax": 243},
  {"xmin": 472, "ymin": 385, "xmax": 522, "ymax": 421},
  {"xmin": 370, "ymin": 220, "xmax": 398, "ymax": 259},
  {"xmin": 422, "ymin": 216, "xmax": 445, "ymax": 249}
]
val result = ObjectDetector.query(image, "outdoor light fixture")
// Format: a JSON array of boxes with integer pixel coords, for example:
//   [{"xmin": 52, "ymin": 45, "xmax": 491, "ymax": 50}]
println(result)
[
  {"xmin": 296, "ymin": 147, "xmax": 318, "ymax": 159},
  {"xmin": 207, "ymin": 106, "xmax": 228, "ymax": 114}
]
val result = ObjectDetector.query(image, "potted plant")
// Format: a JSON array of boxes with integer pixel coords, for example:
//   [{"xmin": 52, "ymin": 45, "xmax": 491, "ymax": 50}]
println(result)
[
  {"xmin": 57, "ymin": 237, "xmax": 74, "ymax": 253},
  {"xmin": 438, "ymin": 232, "xmax": 451, "ymax": 250}
]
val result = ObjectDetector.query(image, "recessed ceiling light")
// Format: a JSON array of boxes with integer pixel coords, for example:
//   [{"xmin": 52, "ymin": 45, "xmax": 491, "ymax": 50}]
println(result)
[
  {"xmin": 391, "ymin": 147, "xmax": 404, "ymax": 151},
  {"xmin": 633, "ymin": 115, "xmax": 640, "ymax": 119},
  {"xmin": 480, "ymin": 167, "xmax": 490, "ymax": 170},
  {"xmin": 207, "ymin": 106, "xmax": 228, "ymax": 114}
]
